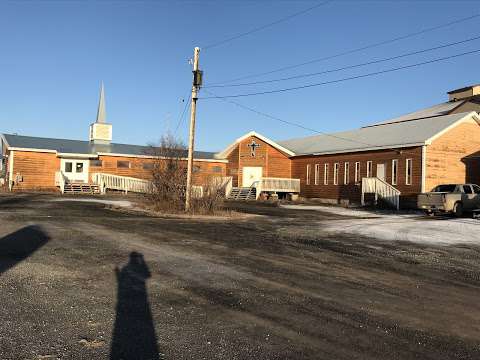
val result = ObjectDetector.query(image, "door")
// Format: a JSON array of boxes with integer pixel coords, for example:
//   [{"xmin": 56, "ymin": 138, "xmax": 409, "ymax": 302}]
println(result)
[
  {"xmin": 376, "ymin": 163, "xmax": 386, "ymax": 181},
  {"xmin": 242, "ymin": 166, "xmax": 263, "ymax": 187},
  {"xmin": 61, "ymin": 159, "xmax": 89, "ymax": 183}
]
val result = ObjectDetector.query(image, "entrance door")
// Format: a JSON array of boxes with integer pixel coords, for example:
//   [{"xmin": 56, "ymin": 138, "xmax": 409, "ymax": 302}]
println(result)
[
  {"xmin": 376, "ymin": 163, "xmax": 386, "ymax": 181},
  {"xmin": 61, "ymin": 159, "xmax": 89, "ymax": 183},
  {"xmin": 242, "ymin": 166, "xmax": 263, "ymax": 187}
]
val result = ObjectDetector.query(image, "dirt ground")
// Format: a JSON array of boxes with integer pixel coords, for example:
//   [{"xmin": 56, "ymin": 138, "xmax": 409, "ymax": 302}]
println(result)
[{"xmin": 0, "ymin": 193, "xmax": 479, "ymax": 360}]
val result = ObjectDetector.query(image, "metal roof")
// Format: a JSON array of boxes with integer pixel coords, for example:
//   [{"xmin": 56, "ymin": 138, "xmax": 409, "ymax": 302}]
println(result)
[
  {"xmin": 277, "ymin": 112, "xmax": 475, "ymax": 156},
  {"xmin": 1, "ymin": 134, "xmax": 217, "ymax": 160},
  {"xmin": 368, "ymin": 101, "xmax": 464, "ymax": 126}
]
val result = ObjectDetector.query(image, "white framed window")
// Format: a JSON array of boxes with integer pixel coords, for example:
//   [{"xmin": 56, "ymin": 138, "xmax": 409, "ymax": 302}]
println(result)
[
  {"xmin": 344, "ymin": 162, "xmax": 349, "ymax": 184},
  {"xmin": 324, "ymin": 164, "xmax": 329, "ymax": 185},
  {"xmin": 306, "ymin": 164, "xmax": 311, "ymax": 185},
  {"xmin": 406, "ymin": 158, "xmax": 413, "ymax": 185},
  {"xmin": 366, "ymin": 161, "xmax": 373, "ymax": 177},
  {"xmin": 392, "ymin": 159, "xmax": 398, "ymax": 185},
  {"xmin": 355, "ymin": 162, "xmax": 360, "ymax": 183},
  {"xmin": 334, "ymin": 163, "xmax": 339, "ymax": 185},
  {"xmin": 314, "ymin": 164, "xmax": 320, "ymax": 185}
]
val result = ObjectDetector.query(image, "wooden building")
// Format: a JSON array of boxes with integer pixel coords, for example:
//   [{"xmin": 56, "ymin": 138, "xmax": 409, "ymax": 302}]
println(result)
[{"xmin": 2, "ymin": 84, "xmax": 480, "ymax": 207}]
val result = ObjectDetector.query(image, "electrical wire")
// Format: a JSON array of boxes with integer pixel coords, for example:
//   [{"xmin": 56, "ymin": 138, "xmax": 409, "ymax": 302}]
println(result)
[
  {"xmin": 205, "ymin": 34, "xmax": 480, "ymax": 88},
  {"xmin": 174, "ymin": 93, "xmax": 192, "ymax": 135},
  {"xmin": 200, "ymin": 48, "xmax": 480, "ymax": 99},
  {"xmin": 209, "ymin": 13, "xmax": 480, "ymax": 85},
  {"xmin": 202, "ymin": 0, "xmax": 333, "ymax": 51}
]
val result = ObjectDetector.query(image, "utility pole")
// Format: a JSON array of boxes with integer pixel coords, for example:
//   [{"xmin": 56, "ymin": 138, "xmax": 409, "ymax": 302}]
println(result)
[{"xmin": 185, "ymin": 47, "xmax": 202, "ymax": 211}]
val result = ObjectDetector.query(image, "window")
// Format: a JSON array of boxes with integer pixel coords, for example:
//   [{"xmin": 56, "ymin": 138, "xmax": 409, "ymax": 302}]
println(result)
[
  {"xmin": 314, "ymin": 164, "xmax": 320, "ymax": 185},
  {"xmin": 117, "ymin": 161, "xmax": 131, "ymax": 169},
  {"xmin": 463, "ymin": 185, "xmax": 473, "ymax": 194},
  {"xmin": 306, "ymin": 164, "xmax": 311, "ymax": 185},
  {"xmin": 355, "ymin": 162, "xmax": 360, "ymax": 183},
  {"xmin": 391, "ymin": 159, "xmax": 398, "ymax": 185},
  {"xmin": 212, "ymin": 166, "xmax": 222, "ymax": 173},
  {"xmin": 344, "ymin": 162, "xmax": 349, "ymax": 185},
  {"xmin": 90, "ymin": 160, "xmax": 103, "ymax": 167},
  {"xmin": 366, "ymin": 161, "xmax": 373, "ymax": 177},
  {"xmin": 76, "ymin": 163, "xmax": 84, "ymax": 173},
  {"xmin": 64, "ymin": 162, "xmax": 73, "ymax": 173},
  {"xmin": 333, "ymin": 163, "xmax": 339, "ymax": 185},
  {"xmin": 433, "ymin": 184, "xmax": 456, "ymax": 193},
  {"xmin": 324, "ymin": 164, "xmax": 329, "ymax": 185},
  {"xmin": 143, "ymin": 163, "xmax": 154, "ymax": 170},
  {"xmin": 406, "ymin": 159, "xmax": 412, "ymax": 185},
  {"xmin": 473, "ymin": 184, "xmax": 480, "ymax": 194}
]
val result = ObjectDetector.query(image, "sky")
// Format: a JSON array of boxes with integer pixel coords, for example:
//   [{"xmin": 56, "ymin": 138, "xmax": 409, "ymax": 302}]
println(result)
[{"xmin": 1, "ymin": 0, "xmax": 479, "ymax": 152}]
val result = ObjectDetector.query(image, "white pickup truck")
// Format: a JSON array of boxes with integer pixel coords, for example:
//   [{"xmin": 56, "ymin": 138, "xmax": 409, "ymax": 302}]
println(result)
[{"xmin": 417, "ymin": 184, "xmax": 480, "ymax": 217}]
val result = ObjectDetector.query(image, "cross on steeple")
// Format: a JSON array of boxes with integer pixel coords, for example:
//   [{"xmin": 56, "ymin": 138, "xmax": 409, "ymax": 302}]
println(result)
[{"xmin": 247, "ymin": 140, "xmax": 260, "ymax": 157}]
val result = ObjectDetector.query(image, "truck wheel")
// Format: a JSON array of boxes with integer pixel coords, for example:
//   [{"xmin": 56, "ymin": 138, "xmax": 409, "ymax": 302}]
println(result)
[{"xmin": 453, "ymin": 202, "xmax": 464, "ymax": 218}]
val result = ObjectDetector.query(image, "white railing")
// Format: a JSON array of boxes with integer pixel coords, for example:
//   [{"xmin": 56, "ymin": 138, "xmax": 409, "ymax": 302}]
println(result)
[
  {"xmin": 361, "ymin": 177, "xmax": 401, "ymax": 210},
  {"xmin": 192, "ymin": 176, "xmax": 233, "ymax": 199},
  {"xmin": 252, "ymin": 177, "xmax": 300, "ymax": 200},
  {"xmin": 55, "ymin": 171, "xmax": 68, "ymax": 194},
  {"xmin": 92, "ymin": 173, "xmax": 152, "ymax": 194}
]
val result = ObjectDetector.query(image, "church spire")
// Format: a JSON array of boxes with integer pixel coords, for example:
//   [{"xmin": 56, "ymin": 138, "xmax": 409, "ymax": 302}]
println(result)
[{"xmin": 96, "ymin": 81, "xmax": 106, "ymax": 123}]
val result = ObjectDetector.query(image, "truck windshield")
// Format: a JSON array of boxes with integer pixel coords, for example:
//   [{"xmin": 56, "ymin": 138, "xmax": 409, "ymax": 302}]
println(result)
[{"xmin": 432, "ymin": 185, "xmax": 457, "ymax": 192}]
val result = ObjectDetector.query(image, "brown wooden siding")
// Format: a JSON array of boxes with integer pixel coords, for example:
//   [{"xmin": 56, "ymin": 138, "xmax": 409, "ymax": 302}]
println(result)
[
  {"xmin": 11, "ymin": 150, "xmax": 60, "ymax": 191},
  {"xmin": 291, "ymin": 147, "xmax": 423, "ymax": 205},
  {"xmin": 425, "ymin": 120, "xmax": 480, "ymax": 191}
]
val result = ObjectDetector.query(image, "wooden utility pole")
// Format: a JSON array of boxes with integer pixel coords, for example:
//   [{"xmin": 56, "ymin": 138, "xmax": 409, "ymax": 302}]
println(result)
[{"xmin": 185, "ymin": 47, "xmax": 201, "ymax": 211}]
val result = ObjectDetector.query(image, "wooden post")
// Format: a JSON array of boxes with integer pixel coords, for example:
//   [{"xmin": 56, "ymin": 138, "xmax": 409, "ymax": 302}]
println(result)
[{"xmin": 185, "ymin": 47, "xmax": 200, "ymax": 212}]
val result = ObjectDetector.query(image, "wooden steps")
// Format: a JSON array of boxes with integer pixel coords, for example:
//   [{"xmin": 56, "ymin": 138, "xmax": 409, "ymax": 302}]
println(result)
[
  {"xmin": 63, "ymin": 183, "xmax": 100, "ymax": 195},
  {"xmin": 227, "ymin": 187, "xmax": 256, "ymax": 201}
]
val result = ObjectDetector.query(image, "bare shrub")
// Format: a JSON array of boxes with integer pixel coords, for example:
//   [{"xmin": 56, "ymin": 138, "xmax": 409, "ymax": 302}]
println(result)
[
  {"xmin": 191, "ymin": 176, "xmax": 229, "ymax": 215},
  {"xmin": 146, "ymin": 134, "xmax": 187, "ymax": 212}
]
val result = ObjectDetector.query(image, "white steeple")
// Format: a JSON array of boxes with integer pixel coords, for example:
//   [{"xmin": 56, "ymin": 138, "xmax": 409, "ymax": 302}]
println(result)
[{"xmin": 89, "ymin": 82, "xmax": 112, "ymax": 144}]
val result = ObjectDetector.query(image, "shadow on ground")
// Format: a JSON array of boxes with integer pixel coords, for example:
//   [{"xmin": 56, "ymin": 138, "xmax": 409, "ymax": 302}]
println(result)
[
  {"xmin": 0, "ymin": 225, "xmax": 49, "ymax": 275},
  {"xmin": 110, "ymin": 252, "xmax": 161, "ymax": 360}
]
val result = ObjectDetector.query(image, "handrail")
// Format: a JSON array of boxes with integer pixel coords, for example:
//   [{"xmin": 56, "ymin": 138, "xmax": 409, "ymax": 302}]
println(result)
[
  {"xmin": 361, "ymin": 177, "xmax": 401, "ymax": 210},
  {"xmin": 250, "ymin": 177, "xmax": 301, "ymax": 200},
  {"xmin": 91, "ymin": 173, "xmax": 152, "ymax": 194},
  {"xmin": 55, "ymin": 171, "xmax": 67, "ymax": 194}
]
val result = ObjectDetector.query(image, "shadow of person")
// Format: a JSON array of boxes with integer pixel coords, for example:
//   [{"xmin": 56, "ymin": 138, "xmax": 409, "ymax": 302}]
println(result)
[
  {"xmin": 0, "ymin": 225, "xmax": 49, "ymax": 275},
  {"xmin": 110, "ymin": 252, "xmax": 161, "ymax": 360}
]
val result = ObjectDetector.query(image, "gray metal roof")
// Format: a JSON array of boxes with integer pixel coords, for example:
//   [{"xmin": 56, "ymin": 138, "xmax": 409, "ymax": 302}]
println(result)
[
  {"xmin": 370, "ymin": 101, "xmax": 464, "ymax": 126},
  {"xmin": 278, "ymin": 112, "xmax": 474, "ymax": 156},
  {"xmin": 1, "ymin": 134, "xmax": 217, "ymax": 160}
]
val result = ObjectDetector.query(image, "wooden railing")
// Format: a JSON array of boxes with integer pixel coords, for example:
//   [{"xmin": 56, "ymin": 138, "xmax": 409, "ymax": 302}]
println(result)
[
  {"xmin": 361, "ymin": 177, "xmax": 401, "ymax": 210},
  {"xmin": 55, "ymin": 171, "xmax": 67, "ymax": 194},
  {"xmin": 92, "ymin": 173, "xmax": 152, "ymax": 194},
  {"xmin": 252, "ymin": 177, "xmax": 300, "ymax": 200}
]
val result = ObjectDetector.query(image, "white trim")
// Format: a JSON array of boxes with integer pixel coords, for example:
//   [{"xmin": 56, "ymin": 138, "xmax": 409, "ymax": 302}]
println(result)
[
  {"xmin": 0, "ymin": 134, "xmax": 10, "ymax": 148},
  {"xmin": 425, "ymin": 112, "xmax": 480, "ymax": 144},
  {"xmin": 303, "ymin": 142, "xmax": 425, "ymax": 157},
  {"xmin": 324, "ymin": 163, "xmax": 329, "ymax": 185},
  {"xmin": 96, "ymin": 152, "xmax": 228, "ymax": 163},
  {"xmin": 306, "ymin": 164, "xmax": 311, "ymax": 185},
  {"xmin": 8, "ymin": 147, "xmax": 57, "ymax": 154},
  {"xmin": 9, "ymin": 150, "xmax": 14, "ymax": 190},
  {"xmin": 406, "ymin": 158, "xmax": 413, "ymax": 185},
  {"xmin": 314, "ymin": 163, "xmax": 320, "ymax": 185},
  {"xmin": 421, "ymin": 146, "xmax": 426, "ymax": 192},
  {"xmin": 57, "ymin": 153, "xmax": 98, "ymax": 159},
  {"xmin": 216, "ymin": 131, "xmax": 295, "ymax": 159},
  {"xmin": 354, "ymin": 161, "xmax": 360, "ymax": 183},
  {"xmin": 333, "ymin": 163, "xmax": 339, "ymax": 185},
  {"xmin": 366, "ymin": 161, "xmax": 373, "ymax": 177},
  {"xmin": 344, "ymin": 162, "xmax": 349, "ymax": 185},
  {"xmin": 391, "ymin": 159, "xmax": 398, "ymax": 185}
]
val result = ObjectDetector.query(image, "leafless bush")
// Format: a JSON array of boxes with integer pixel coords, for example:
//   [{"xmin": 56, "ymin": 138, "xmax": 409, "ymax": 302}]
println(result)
[
  {"xmin": 146, "ymin": 134, "xmax": 187, "ymax": 212},
  {"xmin": 191, "ymin": 176, "xmax": 228, "ymax": 215}
]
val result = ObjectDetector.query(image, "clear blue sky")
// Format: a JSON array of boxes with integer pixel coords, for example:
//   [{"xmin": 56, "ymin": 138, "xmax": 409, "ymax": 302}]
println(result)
[{"xmin": 1, "ymin": 0, "xmax": 479, "ymax": 152}]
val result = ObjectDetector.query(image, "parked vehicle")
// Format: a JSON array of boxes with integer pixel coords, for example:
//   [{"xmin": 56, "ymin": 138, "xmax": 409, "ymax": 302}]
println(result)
[{"xmin": 417, "ymin": 184, "xmax": 480, "ymax": 217}]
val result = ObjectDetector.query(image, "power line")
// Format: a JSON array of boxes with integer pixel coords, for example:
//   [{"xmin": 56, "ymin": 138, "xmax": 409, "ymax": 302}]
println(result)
[
  {"xmin": 209, "ymin": 13, "xmax": 480, "ymax": 85},
  {"xmin": 205, "ymin": 34, "xmax": 480, "ymax": 88},
  {"xmin": 201, "ymin": 48, "xmax": 480, "ymax": 99},
  {"xmin": 202, "ymin": 88, "xmax": 422, "ymax": 158},
  {"xmin": 174, "ymin": 92, "xmax": 192, "ymax": 136},
  {"xmin": 202, "ymin": 0, "xmax": 333, "ymax": 51}
]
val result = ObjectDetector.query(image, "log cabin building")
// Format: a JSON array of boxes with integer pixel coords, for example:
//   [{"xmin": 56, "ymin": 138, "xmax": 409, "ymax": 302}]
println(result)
[{"xmin": 2, "ymin": 84, "xmax": 480, "ymax": 208}]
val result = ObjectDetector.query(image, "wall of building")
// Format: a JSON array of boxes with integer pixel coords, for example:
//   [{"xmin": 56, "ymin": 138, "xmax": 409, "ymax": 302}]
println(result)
[
  {"xmin": 225, "ymin": 135, "xmax": 291, "ymax": 187},
  {"xmin": 425, "ymin": 119, "xmax": 480, "ymax": 191},
  {"xmin": 291, "ymin": 147, "xmax": 423, "ymax": 205},
  {"xmin": 11, "ymin": 150, "xmax": 60, "ymax": 191}
]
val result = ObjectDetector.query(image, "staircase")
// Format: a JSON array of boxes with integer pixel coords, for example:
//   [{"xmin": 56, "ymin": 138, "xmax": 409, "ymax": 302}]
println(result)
[
  {"xmin": 63, "ymin": 183, "xmax": 100, "ymax": 195},
  {"xmin": 227, "ymin": 187, "xmax": 257, "ymax": 201},
  {"xmin": 361, "ymin": 177, "xmax": 401, "ymax": 210}
]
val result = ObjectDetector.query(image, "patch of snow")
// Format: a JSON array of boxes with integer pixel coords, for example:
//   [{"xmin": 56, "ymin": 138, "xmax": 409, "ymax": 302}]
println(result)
[
  {"xmin": 52, "ymin": 198, "xmax": 132, "ymax": 208},
  {"xmin": 282, "ymin": 204, "xmax": 480, "ymax": 245}
]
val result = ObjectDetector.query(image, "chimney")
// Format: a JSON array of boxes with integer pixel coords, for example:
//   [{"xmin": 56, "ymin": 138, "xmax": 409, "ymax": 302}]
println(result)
[
  {"xmin": 447, "ymin": 84, "xmax": 480, "ymax": 102},
  {"xmin": 89, "ymin": 82, "xmax": 112, "ymax": 144}
]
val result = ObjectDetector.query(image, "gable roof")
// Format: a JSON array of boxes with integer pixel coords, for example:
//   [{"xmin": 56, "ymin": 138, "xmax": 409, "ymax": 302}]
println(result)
[
  {"xmin": 1, "ymin": 134, "xmax": 219, "ymax": 161},
  {"xmin": 277, "ymin": 112, "xmax": 479, "ymax": 156},
  {"xmin": 216, "ymin": 131, "xmax": 296, "ymax": 159}
]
